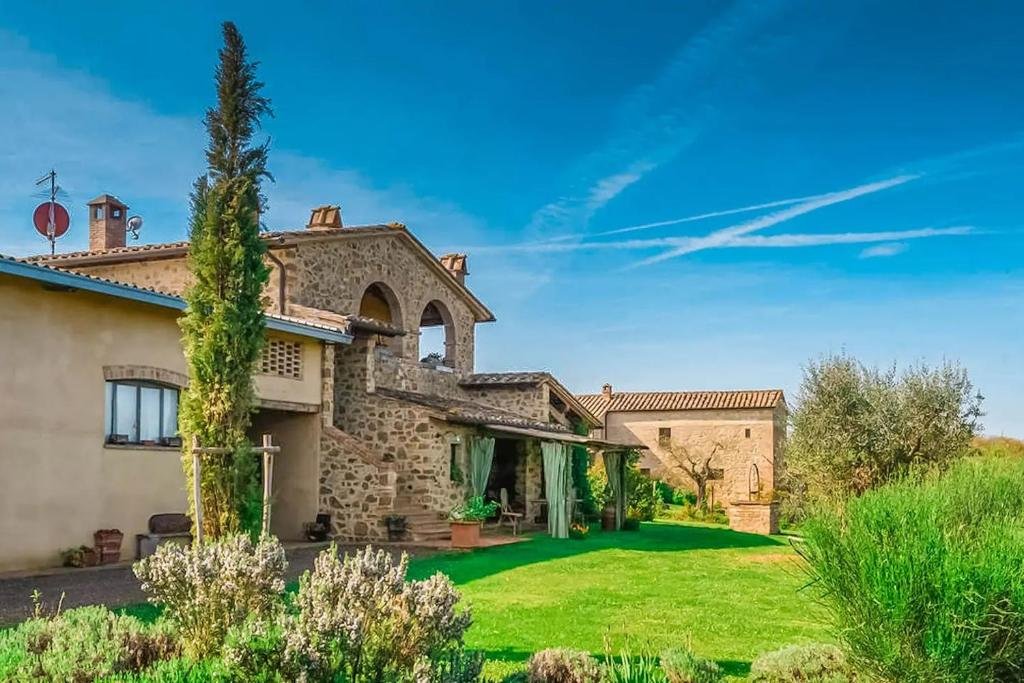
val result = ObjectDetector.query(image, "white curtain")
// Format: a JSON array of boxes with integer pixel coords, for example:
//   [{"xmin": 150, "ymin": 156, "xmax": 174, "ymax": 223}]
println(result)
[
  {"xmin": 469, "ymin": 436, "xmax": 495, "ymax": 497},
  {"xmin": 542, "ymin": 441, "xmax": 571, "ymax": 538}
]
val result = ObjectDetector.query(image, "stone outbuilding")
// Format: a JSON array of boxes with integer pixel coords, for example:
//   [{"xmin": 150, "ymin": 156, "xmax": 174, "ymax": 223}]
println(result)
[
  {"xmin": 578, "ymin": 384, "xmax": 787, "ymax": 533},
  {"xmin": 25, "ymin": 199, "xmax": 615, "ymax": 544}
]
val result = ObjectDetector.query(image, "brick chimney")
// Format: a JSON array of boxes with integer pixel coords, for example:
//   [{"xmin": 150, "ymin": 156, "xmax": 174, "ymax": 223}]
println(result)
[
  {"xmin": 439, "ymin": 253, "xmax": 468, "ymax": 284},
  {"xmin": 602, "ymin": 383, "xmax": 613, "ymax": 400},
  {"xmin": 307, "ymin": 205, "xmax": 342, "ymax": 230},
  {"xmin": 88, "ymin": 194, "xmax": 129, "ymax": 251}
]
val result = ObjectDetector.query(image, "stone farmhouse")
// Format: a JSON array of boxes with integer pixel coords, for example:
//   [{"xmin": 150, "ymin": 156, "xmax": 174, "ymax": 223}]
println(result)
[
  {"xmin": 578, "ymin": 384, "xmax": 787, "ymax": 533},
  {"xmin": 4, "ymin": 195, "xmax": 615, "ymax": 569}
]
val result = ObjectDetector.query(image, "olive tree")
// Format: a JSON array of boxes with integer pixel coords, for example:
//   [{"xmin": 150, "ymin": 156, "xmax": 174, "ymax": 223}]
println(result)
[{"xmin": 787, "ymin": 353, "xmax": 983, "ymax": 501}]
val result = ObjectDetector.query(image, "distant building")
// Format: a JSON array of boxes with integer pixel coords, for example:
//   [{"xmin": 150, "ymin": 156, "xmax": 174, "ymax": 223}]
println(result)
[{"xmin": 578, "ymin": 384, "xmax": 787, "ymax": 509}]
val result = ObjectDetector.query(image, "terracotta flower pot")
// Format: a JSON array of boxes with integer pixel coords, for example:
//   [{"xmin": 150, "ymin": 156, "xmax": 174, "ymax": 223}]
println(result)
[
  {"xmin": 449, "ymin": 520, "xmax": 482, "ymax": 548},
  {"xmin": 94, "ymin": 529, "xmax": 124, "ymax": 565}
]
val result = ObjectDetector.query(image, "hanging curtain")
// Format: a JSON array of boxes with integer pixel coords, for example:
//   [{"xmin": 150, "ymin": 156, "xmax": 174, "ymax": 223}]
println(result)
[
  {"xmin": 542, "ymin": 441, "xmax": 570, "ymax": 538},
  {"xmin": 603, "ymin": 450, "xmax": 626, "ymax": 530},
  {"xmin": 469, "ymin": 436, "xmax": 496, "ymax": 497}
]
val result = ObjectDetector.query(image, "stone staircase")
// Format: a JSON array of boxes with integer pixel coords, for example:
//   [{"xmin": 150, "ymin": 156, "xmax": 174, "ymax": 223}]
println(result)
[{"xmin": 391, "ymin": 504, "xmax": 450, "ymax": 542}]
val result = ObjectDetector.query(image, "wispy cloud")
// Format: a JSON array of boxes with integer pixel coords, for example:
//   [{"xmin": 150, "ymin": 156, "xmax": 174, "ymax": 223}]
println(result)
[
  {"xmin": 0, "ymin": 30, "xmax": 486, "ymax": 257},
  {"xmin": 634, "ymin": 174, "xmax": 919, "ymax": 266},
  {"xmin": 523, "ymin": 0, "xmax": 792, "ymax": 237},
  {"xmin": 859, "ymin": 242, "xmax": 909, "ymax": 258},
  {"xmin": 726, "ymin": 226, "xmax": 972, "ymax": 248}
]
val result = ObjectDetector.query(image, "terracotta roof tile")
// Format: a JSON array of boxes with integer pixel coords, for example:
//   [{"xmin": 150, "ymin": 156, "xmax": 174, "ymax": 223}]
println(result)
[{"xmin": 577, "ymin": 389, "xmax": 785, "ymax": 420}]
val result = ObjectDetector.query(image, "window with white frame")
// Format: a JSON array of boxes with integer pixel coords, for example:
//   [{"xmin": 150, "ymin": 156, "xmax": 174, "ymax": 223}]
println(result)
[{"xmin": 104, "ymin": 381, "xmax": 180, "ymax": 445}]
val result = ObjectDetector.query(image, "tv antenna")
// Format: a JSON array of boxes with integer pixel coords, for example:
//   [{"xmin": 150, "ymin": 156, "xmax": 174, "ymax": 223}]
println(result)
[{"xmin": 33, "ymin": 169, "xmax": 71, "ymax": 255}]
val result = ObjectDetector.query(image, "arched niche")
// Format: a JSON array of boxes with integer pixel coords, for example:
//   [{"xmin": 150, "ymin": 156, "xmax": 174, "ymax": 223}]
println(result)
[{"xmin": 419, "ymin": 299, "xmax": 456, "ymax": 368}]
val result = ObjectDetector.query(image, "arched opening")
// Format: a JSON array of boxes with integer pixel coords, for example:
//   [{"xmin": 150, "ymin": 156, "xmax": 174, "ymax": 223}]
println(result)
[
  {"xmin": 419, "ymin": 300, "xmax": 455, "ymax": 368},
  {"xmin": 359, "ymin": 282, "xmax": 402, "ymax": 353}
]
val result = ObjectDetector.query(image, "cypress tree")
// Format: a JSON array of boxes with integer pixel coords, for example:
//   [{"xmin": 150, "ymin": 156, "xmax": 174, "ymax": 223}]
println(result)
[{"xmin": 179, "ymin": 22, "xmax": 273, "ymax": 539}]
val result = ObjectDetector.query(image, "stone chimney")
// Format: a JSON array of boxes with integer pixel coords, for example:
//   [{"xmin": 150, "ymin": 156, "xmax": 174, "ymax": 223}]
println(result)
[
  {"xmin": 439, "ymin": 253, "xmax": 468, "ymax": 284},
  {"xmin": 602, "ymin": 383, "xmax": 613, "ymax": 400},
  {"xmin": 307, "ymin": 205, "xmax": 342, "ymax": 230},
  {"xmin": 87, "ymin": 194, "xmax": 129, "ymax": 251}
]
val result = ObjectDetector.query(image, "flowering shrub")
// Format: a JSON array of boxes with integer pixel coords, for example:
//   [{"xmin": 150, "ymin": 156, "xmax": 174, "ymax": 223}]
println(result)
[
  {"xmin": 0, "ymin": 605, "xmax": 180, "ymax": 681},
  {"xmin": 748, "ymin": 643, "xmax": 854, "ymax": 682},
  {"xmin": 526, "ymin": 648, "xmax": 601, "ymax": 683},
  {"xmin": 284, "ymin": 545, "xmax": 478, "ymax": 681},
  {"xmin": 568, "ymin": 523, "xmax": 590, "ymax": 540},
  {"xmin": 660, "ymin": 645, "xmax": 722, "ymax": 683},
  {"xmin": 134, "ymin": 534, "xmax": 286, "ymax": 659}
]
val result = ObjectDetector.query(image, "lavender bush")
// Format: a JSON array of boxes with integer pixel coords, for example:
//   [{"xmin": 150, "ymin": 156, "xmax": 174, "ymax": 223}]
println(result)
[{"xmin": 133, "ymin": 534, "xmax": 286, "ymax": 659}]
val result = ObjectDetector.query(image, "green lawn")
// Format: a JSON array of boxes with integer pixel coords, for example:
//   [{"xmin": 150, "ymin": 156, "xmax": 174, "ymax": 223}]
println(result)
[{"xmin": 406, "ymin": 521, "xmax": 830, "ymax": 680}]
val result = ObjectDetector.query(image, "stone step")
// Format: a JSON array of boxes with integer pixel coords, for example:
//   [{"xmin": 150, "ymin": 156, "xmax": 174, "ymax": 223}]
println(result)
[{"xmin": 408, "ymin": 526, "xmax": 451, "ymax": 542}]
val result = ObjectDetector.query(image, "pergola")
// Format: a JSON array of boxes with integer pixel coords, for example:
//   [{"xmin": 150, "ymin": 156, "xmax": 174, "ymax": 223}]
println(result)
[{"xmin": 470, "ymin": 424, "xmax": 633, "ymax": 538}]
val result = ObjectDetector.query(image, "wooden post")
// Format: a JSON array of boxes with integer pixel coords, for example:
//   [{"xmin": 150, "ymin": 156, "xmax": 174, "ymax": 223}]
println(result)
[
  {"xmin": 191, "ymin": 436, "xmax": 204, "ymax": 546},
  {"xmin": 261, "ymin": 434, "xmax": 274, "ymax": 537}
]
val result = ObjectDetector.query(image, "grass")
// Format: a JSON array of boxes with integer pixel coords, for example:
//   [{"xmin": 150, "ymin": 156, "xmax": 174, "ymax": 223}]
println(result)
[
  {"xmin": 111, "ymin": 521, "xmax": 826, "ymax": 680},
  {"xmin": 407, "ymin": 521, "xmax": 828, "ymax": 680}
]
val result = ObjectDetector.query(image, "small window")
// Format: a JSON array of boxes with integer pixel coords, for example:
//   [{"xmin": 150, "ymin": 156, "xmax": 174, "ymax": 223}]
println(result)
[
  {"xmin": 658, "ymin": 427, "xmax": 672, "ymax": 445},
  {"xmin": 93, "ymin": 206, "xmax": 105, "ymax": 220},
  {"xmin": 449, "ymin": 442, "xmax": 463, "ymax": 483},
  {"xmin": 105, "ymin": 381, "xmax": 179, "ymax": 445},
  {"xmin": 112, "ymin": 208, "xmax": 123, "ymax": 219},
  {"xmin": 744, "ymin": 428, "xmax": 751, "ymax": 438},
  {"xmin": 710, "ymin": 468, "xmax": 725, "ymax": 481}
]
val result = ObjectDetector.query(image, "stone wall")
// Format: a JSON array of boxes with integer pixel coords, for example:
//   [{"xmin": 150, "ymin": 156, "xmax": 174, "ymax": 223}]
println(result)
[
  {"xmin": 331, "ymin": 339, "xmax": 470, "ymax": 517},
  {"xmin": 373, "ymin": 349, "xmax": 463, "ymax": 398},
  {"xmin": 288, "ymin": 234, "xmax": 478, "ymax": 373},
  {"xmin": 462, "ymin": 384, "xmax": 549, "ymax": 422},
  {"xmin": 605, "ymin": 406, "xmax": 785, "ymax": 508},
  {"xmin": 727, "ymin": 501, "xmax": 780, "ymax": 535}
]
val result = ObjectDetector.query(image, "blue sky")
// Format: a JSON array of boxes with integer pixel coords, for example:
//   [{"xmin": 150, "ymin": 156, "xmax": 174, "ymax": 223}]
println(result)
[{"xmin": 0, "ymin": 1, "xmax": 1021, "ymax": 435}]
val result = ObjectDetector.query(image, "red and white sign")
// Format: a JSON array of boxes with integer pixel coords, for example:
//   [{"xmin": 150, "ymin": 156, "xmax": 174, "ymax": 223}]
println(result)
[{"xmin": 33, "ymin": 201, "xmax": 70, "ymax": 239}]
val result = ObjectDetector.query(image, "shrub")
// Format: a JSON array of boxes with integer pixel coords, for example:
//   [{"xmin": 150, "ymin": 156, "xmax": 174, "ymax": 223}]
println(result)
[
  {"xmin": 526, "ymin": 648, "xmax": 601, "ymax": 683},
  {"xmin": 222, "ymin": 615, "xmax": 288, "ymax": 682},
  {"xmin": 285, "ymin": 545, "xmax": 476, "ymax": 681},
  {"xmin": 799, "ymin": 457, "xmax": 1024, "ymax": 682},
  {"xmin": 603, "ymin": 640, "xmax": 665, "ymax": 683},
  {"xmin": 660, "ymin": 503, "xmax": 727, "ymax": 525},
  {"xmin": 748, "ymin": 644, "xmax": 853, "ymax": 682},
  {"xmin": 450, "ymin": 496, "xmax": 500, "ymax": 522},
  {"xmin": 659, "ymin": 645, "xmax": 722, "ymax": 683},
  {"xmin": 626, "ymin": 467, "xmax": 663, "ymax": 522},
  {"xmin": 108, "ymin": 657, "xmax": 230, "ymax": 682},
  {"xmin": 133, "ymin": 534, "xmax": 286, "ymax": 660},
  {"xmin": 0, "ymin": 605, "xmax": 180, "ymax": 681}
]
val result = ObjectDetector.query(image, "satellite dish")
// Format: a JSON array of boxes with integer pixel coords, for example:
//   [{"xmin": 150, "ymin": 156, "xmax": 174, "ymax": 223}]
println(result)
[{"xmin": 127, "ymin": 215, "xmax": 144, "ymax": 240}]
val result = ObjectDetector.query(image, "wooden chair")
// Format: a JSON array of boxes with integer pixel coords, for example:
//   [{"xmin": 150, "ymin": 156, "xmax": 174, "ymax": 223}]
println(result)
[{"xmin": 499, "ymin": 488, "xmax": 523, "ymax": 535}]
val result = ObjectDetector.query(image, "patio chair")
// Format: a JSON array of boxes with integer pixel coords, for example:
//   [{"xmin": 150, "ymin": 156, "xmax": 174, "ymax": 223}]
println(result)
[{"xmin": 498, "ymin": 488, "xmax": 523, "ymax": 535}]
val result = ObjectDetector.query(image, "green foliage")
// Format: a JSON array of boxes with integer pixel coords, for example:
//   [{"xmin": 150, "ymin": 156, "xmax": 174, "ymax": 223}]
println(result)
[
  {"xmin": 106, "ymin": 657, "xmax": 230, "ymax": 682},
  {"xmin": 626, "ymin": 461, "xmax": 663, "ymax": 522},
  {"xmin": 526, "ymin": 648, "xmax": 601, "ymax": 683},
  {"xmin": 133, "ymin": 535, "xmax": 286, "ymax": 660},
  {"xmin": 0, "ymin": 605, "xmax": 180, "ymax": 681},
  {"xmin": 655, "ymin": 483, "xmax": 696, "ymax": 507},
  {"xmin": 787, "ymin": 354, "xmax": 982, "ymax": 504},
  {"xmin": 659, "ymin": 645, "xmax": 722, "ymax": 683},
  {"xmin": 748, "ymin": 644, "xmax": 854, "ymax": 683},
  {"xmin": 798, "ymin": 457, "xmax": 1024, "ymax": 682},
  {"xmin": 660, "ymin": 503, "xmax": 727, "ymax": 525},
  {"xmin": 451, "ymin": 496, "xmax": 500, "ymax": 522},
  {"xmin": 602, "ymin": 640, "xmax": 665, "ymax": 683},
  {"xmin": 571, "ymin": 422, "xmax": 599, "ymax": 520},
  {"xmin": 179, "ymin": 21, "xmax": 273, "ymax": 539}
]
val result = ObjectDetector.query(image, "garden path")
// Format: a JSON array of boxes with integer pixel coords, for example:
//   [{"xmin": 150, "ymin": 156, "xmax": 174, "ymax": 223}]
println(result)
[{"xmin": 0, "ymin": 542, "xmax": 436, "ymax": 624}]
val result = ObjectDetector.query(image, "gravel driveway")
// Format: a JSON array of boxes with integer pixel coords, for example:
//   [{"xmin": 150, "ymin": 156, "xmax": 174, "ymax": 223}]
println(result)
[{"xmin": 0, "ymin": 543, "xmax": 435, "ymax": 625}]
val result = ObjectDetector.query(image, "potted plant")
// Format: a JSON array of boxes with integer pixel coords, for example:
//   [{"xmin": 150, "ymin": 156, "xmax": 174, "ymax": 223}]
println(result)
[
  {"xmin": 448, "ymin": 496, "xmax": 498, "ymax": 548},
  {"xmin": 304, "ymin": 513, "xmax": 331, "ymax": 542},
  {"xmin": 384, "ymin": 514, "xmax": 408, "ymax": 541},
  {"xmin": 60, "ymin": 545, "xmax": 99, "ymax": 568}
]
